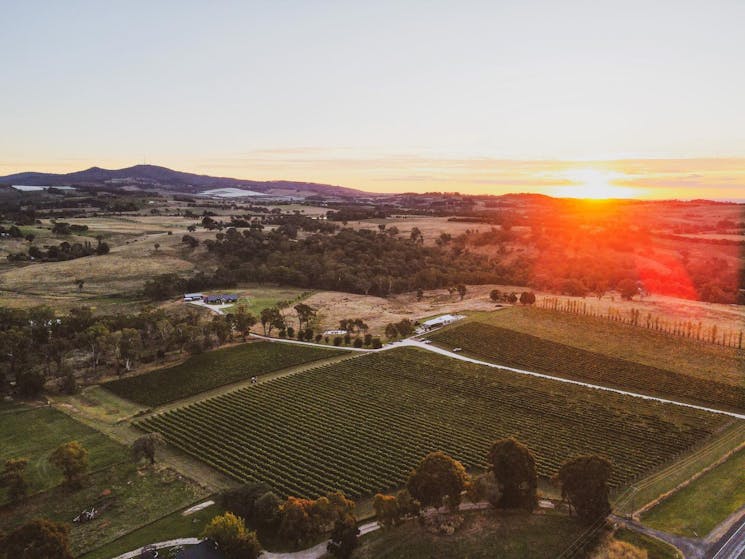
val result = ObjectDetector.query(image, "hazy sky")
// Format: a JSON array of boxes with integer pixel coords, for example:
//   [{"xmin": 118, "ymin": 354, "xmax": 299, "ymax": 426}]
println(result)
[{"xmin": 2, "ymin": 0, "xmax": 745, "ymax": 198}]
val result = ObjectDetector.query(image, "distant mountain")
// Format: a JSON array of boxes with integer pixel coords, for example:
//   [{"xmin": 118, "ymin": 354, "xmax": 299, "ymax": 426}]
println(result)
[{"xmin": 0, "ymin": 164, "xmax": 371, "ymax": 198}]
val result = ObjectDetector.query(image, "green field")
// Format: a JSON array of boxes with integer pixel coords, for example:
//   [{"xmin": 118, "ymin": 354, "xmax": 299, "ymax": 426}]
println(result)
[
  {"xmin": 351, "ymin": 512, "xmax": 587, "ymax": 559},
  {"xmin": 471, "ymin": 306, "xmax": 744, "ymax": 387},
  {"xmin": 0, "ymin": 405, "xmax": 129, "ymax": 503},
  {"xmin": 224, "ymin": 285, "xmax": 314, "ymax": 318},
  {"xmin": 642, "ymin": 447, "xmax": 745, "ymax": 537},
  {"xmin": 102, "ymin": 341, "xmax": 347, "ymax": 407},
  {"xmin": 613, "ymin": 529, "xmax": 681, "ymax": 559},
  {"xmin": 0, "ymin": 462, "xmax": 207, "ymax": 556},
  {"xmin": 137, "ymin": 348, "xmax": 730, "ymax": 499},
  {"xmin": 428, "ymin": 321, "xmax": 744, "ymax": 410},
  {"xmin": 80, "ymin": 500, "xmax": 223, "ymax": 559}
]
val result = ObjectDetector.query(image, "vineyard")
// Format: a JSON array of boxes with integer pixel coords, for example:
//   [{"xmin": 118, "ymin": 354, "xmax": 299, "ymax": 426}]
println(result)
[
  {"xmin": 429, "ymin": 322, "xmax": 745, "ymax": 411},
  {"xmin": 136, "ymin": 348, "xmax": 732, "ymax": 500},
  {"xmin": 103, "ymin": 341, "xmax": 346, "ymax": 407}
]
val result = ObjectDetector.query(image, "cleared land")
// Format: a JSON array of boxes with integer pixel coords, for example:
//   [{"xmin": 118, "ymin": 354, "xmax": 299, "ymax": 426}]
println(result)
[
  {"xmin": 641, "ymin": 447, "xmax": 745, "ymax": 537},
  {"xmin": 0, "ymin": 463, "xmax": 207, "ymax": 556},
  {"xmin": 428, "ymin": 321, "xmax": 744, "ymax": 410},
  {"xmin": 351, "ymin": 512, "xmax": 588, "ymax": 559},
  {"xmin": 0, "ymin": 405, "xmax": 128, "ymax": 503},
  {"xmin": 137, "ymin": 348, "xmax": 731, "ymax": 499},
  {"xmin": 102, "ymin": 341, "xmax": 347, "ymax": 407},
  {"xmin": 470, "ymin": 306, "xmax": 744, "ymax": 387}
]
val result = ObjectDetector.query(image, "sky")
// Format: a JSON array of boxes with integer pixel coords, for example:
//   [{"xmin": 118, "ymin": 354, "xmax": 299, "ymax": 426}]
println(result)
[{"xmin": 1, "ymin": 0, "xmax": 745, "ymax": 199}]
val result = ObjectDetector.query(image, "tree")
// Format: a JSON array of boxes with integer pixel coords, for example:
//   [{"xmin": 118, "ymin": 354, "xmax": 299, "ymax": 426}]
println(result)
[
  {"xmin": 220, "ymin": 482, "xmax": 273, "ymax": 525},
  {"xmin": 416, "ymin": 288, "xmax": 424, "ymax": 301},
  {"xmin": 132, "ymin": 433, "xmax": 165, "ymax": 465},
  {"xmin": 327, "ymin": 515, "xmax": 359, "ymax": 559},
  {"xmin": 74, "ymin": 279, "xmax": 84, "ymax": 292},
  {"xmin": 260, "ymin": 307, "xmax": 285, "ymax": 336},
  {"xmin": 406, "ymin": 451, "xmax": 469, "ymax": 510},
  {"xmin": 456, "ymin": 284, "xmax": 467, "ymax": 300},
  {"xmin": 373, "ymin": 490, "xmax": 420, "ymax": 528},
  {"xmin": 153, "ymin": 242, "xmax": 160, "ymax": 252},
  {"xmin": 410, "ymin": 227, "xmax": 423, "ymax": 245},
  {"xmin": 233, "ymin": 306, "xmax": 257, "ymax": 340},
  {"xmin": 49, "ymin": 441, "xmax": 88, "ymax": 488},
  {"xmin": 0, "ymin": 458, "xmax": 29, "ymax": 502},
  {"xmin": 0, "ymin": 518, "xmax": 72, "ymax": 559},
  {"xmin": 507, "ymin": 292, "xmax": 518, "ymax": 304},
  {"xmin": 519, "ymin": 291, "xmax": 536, "ymax": 305},
  {"xmin": 294, "ymin": 303, "xmax": 316, "ymax": 330},
  {"xmin": 489, "ymin": 289, "xmax": 502, "ymax": 302},
  {"xmin": 618, "ymin": 278, "xmax": 639, "ymax": 301},
  {"xmin": 253, "ymin": 491, "xmax": 282, "ymax": 532},
  {"xmin": 202, "ymin": 512, "xmax": 261, "ymax": 559},
  {"xmin": 488, "ymin": 438, "xmax": 537, "ymax": 510},
  {"xmin": 117, "ymin": 328, "xmax": 142, "ymax": 371},
  {"xmin": 558, "ymin": 455, "xmax": 612, "ymax": 524}
]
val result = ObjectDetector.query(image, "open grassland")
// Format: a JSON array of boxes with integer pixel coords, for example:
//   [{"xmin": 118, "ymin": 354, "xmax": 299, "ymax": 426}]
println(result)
[
  {"xmin": 352, "ymin": 512, "xmax": 588, "ymax": 559},
  {"xmin": 80, "ymin": 501, "xmax": 223, "ymax": 559},
  {"xmin": 0, "ymin": 405, "xmax": 128, "ymax": 504},
  {"xmin": 428, "ymin": 321, "xmax": 744, "ymax": 410},
  {"xmin": 103, "ymin": 341, "xmax": 347, "ymax": 407},
  {"xmin": 137, "ymin": 348, "xmax": 731, "ymax": 500},
  {"xmin": 0, "ymin": 462, "xmax": 207, "ymax": 556},
  {"xmin": 223, "ymin": 285, "xmax": 314, "ymax": 318},
  {"xmin": 613, "ymin": 529, "xmax": 682, "ymax": 559},
  {"xmin": 469, "ymin": 306, "xmax": 744, "ymax": 386},
  {"xmin": 641, "ymin": 447, "xmax": 745, "ymax": 538}
]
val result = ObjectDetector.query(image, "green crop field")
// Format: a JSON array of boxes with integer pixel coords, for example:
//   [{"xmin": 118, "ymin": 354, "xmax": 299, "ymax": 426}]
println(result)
[
  {"xmin": 102, "ymin": 341, "xmax": 347, "ymax": 407},
  {"xmin": 0, "ymin": 405, "xmax": 128, "ymax": 504},
  {"xmin": 428, "ymin": 322, "xmax": 745, "ymax": 410},
  {"xmin": 137, "ymin": 348, "xmax": 732, "ymax": 500}
]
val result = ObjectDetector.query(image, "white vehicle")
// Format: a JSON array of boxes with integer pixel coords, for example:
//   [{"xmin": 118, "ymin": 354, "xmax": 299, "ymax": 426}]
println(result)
[
  {"xmin": 422, "ymin": 340, "xmax": 432, "ymax": 345},
  {"xmin": 452, "ymin": 347, "xmax": 462, "ymax": 352}
]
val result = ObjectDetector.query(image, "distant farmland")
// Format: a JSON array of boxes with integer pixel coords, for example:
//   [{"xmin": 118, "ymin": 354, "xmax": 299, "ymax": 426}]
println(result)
[
  {"xmin": 137, "ymin": 348, "xmax": 732, "ymax": 499},
  {"xmin": 103, "ymin": 341, "xmax": 347, "ymax": 407},
  {"xmin": 429, "ymin": 322, "xmax": 745, "ymax": 411}
]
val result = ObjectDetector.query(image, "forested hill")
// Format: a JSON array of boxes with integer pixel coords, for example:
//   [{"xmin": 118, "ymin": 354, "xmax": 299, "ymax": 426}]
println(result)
[{"xmin": 0, "ymin": 164, "xmax": 369, "ymax": 198}]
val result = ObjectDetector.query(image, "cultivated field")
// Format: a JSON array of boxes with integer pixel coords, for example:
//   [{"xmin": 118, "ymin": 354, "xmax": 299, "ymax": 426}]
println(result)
[
  {"xmin": 428, "ymin": 322, "xmax": 745, "ymax": 410},
  {"xmin": 467, "ymin": 306, "xmax": 745, "ymax": 387},
  {"xmin": 102, "ymin": 341, "xmax": 347, "ymax": 407},
  {"xmin": 137, "ymin": 348, "xmax": 732, "ymax": 499}
]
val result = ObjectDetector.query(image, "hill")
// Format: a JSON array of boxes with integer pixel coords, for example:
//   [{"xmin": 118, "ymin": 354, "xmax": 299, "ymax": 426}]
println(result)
[{"xmin": 0, "ymin": 164, "xmax": 371, "ymax": 198}]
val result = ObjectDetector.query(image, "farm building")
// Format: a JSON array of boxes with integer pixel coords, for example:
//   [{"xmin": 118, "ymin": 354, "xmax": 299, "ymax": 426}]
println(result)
[
  {"xmin": 420, "ymin": 314, "xmax": 465, "ymax": 331},
  {"xmin": 203, "ymin": 294, "xmax": 238, "ymax": 305},
  {"xmin": 183, "ymin": 293, "xmax": 204, "ymax": 302}
]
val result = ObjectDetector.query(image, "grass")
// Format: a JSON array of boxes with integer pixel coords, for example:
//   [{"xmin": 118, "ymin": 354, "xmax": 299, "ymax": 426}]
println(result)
[
  {"xmin": 614, "ymin": 528, "xmax": 681, "ymax": 559},
  {"xmin": 223, "ymin": 285, "xmax": 314, "ymax": 317},
  {"xmin": 0, "ymin": 462, "xmax": 208, "ymax": 556},
  {"xmin": 614, "ymin": 421, "xmax": 745, "ymax": 516},
  {"xmin": 470, "ymin": 306, "xmax": 744, "ymax": 387},
  {"xmin": 641, "ymin": 447, "xmax": 745, "ymax": 537},
  {"xmin": 102, "ymin": 341, "xmax": 347, "ymax": 407},
  {"xmin": 138, "ymin": 347, "xmax": 728, "ymax": 499},
  {"xmin": 428, "ymin": 321, "xmax": 744, "ymax": 410},
  {"xmin": 351, "ymin": 511, "xmax": 587, "ymax": 559},
  {"xmin": 0, "ymin": 405, "xmax": 129, "ymax": 504},
  {"xmin": 80, "ymin": 500, "xmax": 223, "ymax": 559}
]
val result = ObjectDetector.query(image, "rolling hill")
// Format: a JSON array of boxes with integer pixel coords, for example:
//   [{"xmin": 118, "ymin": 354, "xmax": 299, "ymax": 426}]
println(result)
[{"xmin": 0, "ymin": 164, "xmax": 371, "ymax": 198}]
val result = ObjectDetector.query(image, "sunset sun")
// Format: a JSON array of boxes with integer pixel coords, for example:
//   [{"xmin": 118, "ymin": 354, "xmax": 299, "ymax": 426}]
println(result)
[{"xmin": 554, "ymin": 169, "xmax": 640, "ymax": 200}]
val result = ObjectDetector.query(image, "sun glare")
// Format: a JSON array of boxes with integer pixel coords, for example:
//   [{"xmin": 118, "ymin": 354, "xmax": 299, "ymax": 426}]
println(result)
[{"xmin": 553, "ymin": 169, "xmax": 640, "ymax": 200}]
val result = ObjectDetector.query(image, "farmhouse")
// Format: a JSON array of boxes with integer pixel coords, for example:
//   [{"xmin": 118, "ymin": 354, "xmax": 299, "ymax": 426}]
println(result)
[
  {"xmin": 183, "ymin": 293, "xmax": 204, "ymax": 302},
  {"xmin": 203, "ymin": 294, "xmax": 238, "ymax": 305},
  {"xmin": 420, "ymin": 314, "xmax": 465, "ymax": 331}
]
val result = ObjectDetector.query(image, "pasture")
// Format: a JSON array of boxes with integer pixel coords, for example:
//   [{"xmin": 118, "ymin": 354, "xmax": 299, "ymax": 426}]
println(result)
[
  {"xmin": 0, "ymin": 405, "xmax": 128, "ymax": 504},
  {"xmin": 137, "ymin": 348, "xmax": 732, "ymax": 500},
  {"xmin": 427, "ymin": 321, "xmax": 745, "ymax": 410},
  {"xmin": 102, "ymin": 341, "xmax": 347, "ymax": 407}
]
